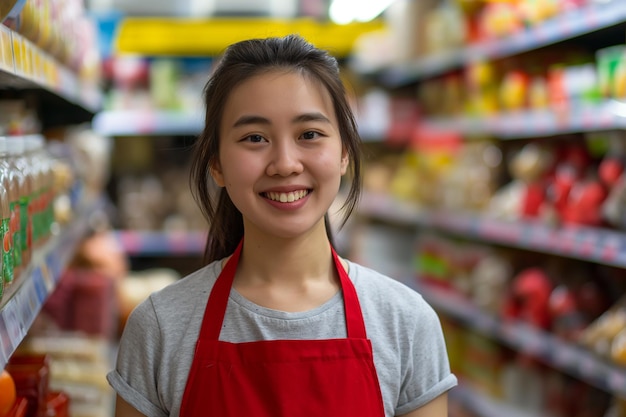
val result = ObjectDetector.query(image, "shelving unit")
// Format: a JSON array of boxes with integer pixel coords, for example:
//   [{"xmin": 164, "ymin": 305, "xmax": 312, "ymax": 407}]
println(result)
[
  {"xmin": 423, "ymin": 100, "xmax": 626, "ymax": 139},
  {"xmin": 357, "ymin": 190, "xmax": 626, "ymax": 395},
  {"xmin": 359, "ymin": 192, "xmax": 626, "ymax": 268},
  {"xmin": 350, "ymin": 1, "xmax": 626, "ymax": 414},
  {"xmin": 450, "ymin": 384, "xmax": 547, "ymax": 417},
  {"xmin": 112, "ymin": 230, "xmax": 205, "ymax": 256},
  {"xmin": 0, "ymin": 24, "xmax": 102, "ymax": 114},
  {"xmin": 0, "ymin": 196, "xmax": 105, "ymax": 369},
  {"xmin": 409, "ymin": 279, "xmax": 626, "ymax": 400},
  {"xmin": 366, "ymin": 1, "xmax": 626, "ymax": 87},
  {"xmin": 92, "ymin": 109, "xmax": 203, "ymax": 137},
  {"xmin": 0, "ymin": 1, "xmax": 105, "ymax": 385},
  {"xmin": 92, "ymin": 108, "xmax": 384, "ymax": 141}
]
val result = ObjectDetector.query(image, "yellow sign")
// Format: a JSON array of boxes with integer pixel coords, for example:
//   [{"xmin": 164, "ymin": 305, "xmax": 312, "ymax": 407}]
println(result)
[{"xmin": 114, "ymin": 17, "xmax": 385, "ymax": 57}]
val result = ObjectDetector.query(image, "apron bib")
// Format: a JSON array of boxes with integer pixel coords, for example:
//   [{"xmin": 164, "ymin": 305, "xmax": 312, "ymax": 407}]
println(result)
[{"xmin": 180, "ymin": 240, "xmax": 386, "ymax": 416}]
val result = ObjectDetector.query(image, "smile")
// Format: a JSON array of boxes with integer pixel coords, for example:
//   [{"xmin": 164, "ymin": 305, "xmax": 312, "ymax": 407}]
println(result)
[{"xmin": 262, "ymin": 190, "xmax": 310, "ymax": 203}]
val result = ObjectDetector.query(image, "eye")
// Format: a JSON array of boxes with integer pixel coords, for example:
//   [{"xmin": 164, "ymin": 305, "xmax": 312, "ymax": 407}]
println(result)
[
  {"xmin": 242, "ymin": 134, "xmax": 266, "ymax": 143},
  {"xmin": 301, "ymin": 131, "xmax": 321, "ymax": 140}
]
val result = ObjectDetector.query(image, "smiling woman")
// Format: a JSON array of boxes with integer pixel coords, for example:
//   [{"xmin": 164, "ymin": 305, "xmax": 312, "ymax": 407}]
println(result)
[
  {"xmin": 212, "ymin": 69, "xmax": 347, "ymax": 239},
  {"xmin": 106, "ymin": 34, "xmax": 457, "ymax": 417}
]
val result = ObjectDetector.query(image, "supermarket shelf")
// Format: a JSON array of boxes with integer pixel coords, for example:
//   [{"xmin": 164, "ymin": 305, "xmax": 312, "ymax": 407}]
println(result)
[
  {"xmin": 0, "ymin": 25, "xmax": 102, "ymax": 114},
  {"xmin": 359, "ymin": 192, "xmax": 626, "ymax": 268},
  {"xmin": 451, "ymin": 384, "xmax": 545, "ymax": 417},
  {"xmin": 93, "ymin": 109, "xmax": 387, "ymax": 140},
  {"xmin": 113, "ymin": 230, "xmax": 206, "ymax": 256},
  {"xmin": 373, "ymin": 2, "xmax": 626, "ymax": 87},
  {"xmin": 422, "ymin": 101, "xmax": 626, "ymax": 139},
  {"xmin": 0, "ymin": 196, "xmax": 104, "ymax": 369},
  {"xmin": 414, "ymin": 280, "xmax": 626, "ymax": 399},
  {"xmin": 92, "ymin": 110, "xmax": 204, "ymax": 137}
]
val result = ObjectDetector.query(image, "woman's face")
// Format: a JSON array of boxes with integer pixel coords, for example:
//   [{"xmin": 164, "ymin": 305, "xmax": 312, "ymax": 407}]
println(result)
[{"xmin": 213, "ymin": 70, "xmax": 348, "ymax": 241}]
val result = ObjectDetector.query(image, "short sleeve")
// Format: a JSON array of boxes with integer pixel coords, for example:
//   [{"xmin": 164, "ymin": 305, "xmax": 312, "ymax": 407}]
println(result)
[
  {"xmin": 395, "ymin": 299, "xmax": 458, "ymax": 415},
  {"xmin": 107, "ymin": 298, "xmax": 169, "ymax": 417}
]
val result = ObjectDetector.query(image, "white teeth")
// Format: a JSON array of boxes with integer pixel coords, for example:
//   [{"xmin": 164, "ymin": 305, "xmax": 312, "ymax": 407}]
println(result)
[{"xmin": 266, "ymin": 190, "xmax": 309, "ymax": 202}]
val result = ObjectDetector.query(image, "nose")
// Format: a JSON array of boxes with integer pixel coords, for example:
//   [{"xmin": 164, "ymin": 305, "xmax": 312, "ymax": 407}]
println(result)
[{"xmin": 266, "ymin": 141, "xmax": 304, "ymax": 177}]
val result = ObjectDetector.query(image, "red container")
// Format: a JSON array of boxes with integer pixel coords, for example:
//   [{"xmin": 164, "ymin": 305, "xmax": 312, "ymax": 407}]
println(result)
[
  {"xmin": 46, "ymin": 392, "xmax": 69, "ymax": 417},
  {"xmin": 6, "ymin": 355, "xmax": 50, "ymax": 417},
  {"xmin": 5, "ymin": 397, "xmax": 28, "ymax": 417}
]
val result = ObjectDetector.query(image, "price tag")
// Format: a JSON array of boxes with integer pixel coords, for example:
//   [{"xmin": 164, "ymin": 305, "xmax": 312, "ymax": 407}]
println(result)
[
  {"xmin": 2, "ymin": 298, "xmax": 24, "ymax": 348},
  {"xmin": 533, "ymin": 111, "xmax": 550, "ymax": 134},
  {"xmin": 580, "ymin": 107, "xmax": 595, "ymax": 129},
  {"xmin": 608, "ymin": 370, "xmax": 626, "ymax": 394},
  {"xmin": 169, "ymin": 233, "xmax": 189, "ymax": 254},
  {"xmin": 579, "ymin": 234, "xmax": 596, "ymax": 258},
  {"xmin": 45, "ymin": 251, "xmax": 61, "ymax": 282},
  {"xmin": 601, "ymin": 236, "xmax": 620, "ymax": 262},
  {"xmin": 599, "ymin": 111, "xmax": 614, "ymax": 128},
  {"xmin": 551, "ymin": 343, "xmax": 577, "ymax": 368},
  {"xmin": 16, "ymin": 278, "xmax": 41, "ymax": 332},
  {"xmin": 31, "ymin": 267, "xmax": 48, "ymax": 303},
  {"xmin": 0, "ymin": 315, "xmax": 12, "ymax": 363},
  {"xmin": 526, "ymin": 223, "xmax": 543, "ymax": 247},
  {"xmin": 500, "ymin": 323, "xmax": 521, "ymax": 346},
  {"xmin": 473, "ymin": 311, "xmax": 494, "ymax": 334},
  {"xmin": 137, "ymin": 111, "xmax": 157, "ymax": 134},
  {"xmin": 533, "ymin": 22, "xmax": 550, "ymax": 44},
  {"xmin": 557, "ymin": 10, "xmax": 574, "ymax": 37},
  {"xmin": 578, "ymin": 354, "xmax": 597, "ymax": 378},
  {"xmin": 0, "ymin": 333, "xmax": 6, "ymax": 366},
  {"xmin": 120, "ymin": 231, "xmax": 142, "ymax": 255},
  {"xmin": 584, "ymin": 6, "xmax": 598, "ymax": 27},
  {"xmin": 559, "ymin": 229, "xmax": 576, "ymax": 253}
]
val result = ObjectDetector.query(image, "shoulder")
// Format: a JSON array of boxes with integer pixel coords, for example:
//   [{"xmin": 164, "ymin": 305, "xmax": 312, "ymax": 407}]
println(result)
[
  {"xmin": 153, "ymin": 261, "xmax": 221, "ymax": 301},
  {"xmin": 129, "ymin": 260, "xmax": 222, "ymax": 326},
  {"xmin": 346, "ymin": 261, "xmax": 441, "ymax": 329},
  {"xmin": 347, "ymin": 261, "xmax": 427, "ymax": 307}
]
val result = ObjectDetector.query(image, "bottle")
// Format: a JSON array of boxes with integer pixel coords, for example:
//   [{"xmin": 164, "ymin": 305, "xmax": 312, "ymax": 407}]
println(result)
[
  {"xmin": 25, "ymin": 135, "xmax": 51, "ymax": 248},
  {"xmin": 0, "ymin": 138, "xmax": 14, "ymax": 289},
  {"xmin": 6, "ymin": 137, "xmax": 27, "ymax": 271},
  {"xmin": 24, "ymin": 136, "xmax": 41, "ymax": 248}
]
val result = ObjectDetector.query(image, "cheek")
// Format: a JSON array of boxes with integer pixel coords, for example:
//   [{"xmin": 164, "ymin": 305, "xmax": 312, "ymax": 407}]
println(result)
[
  {"xmin": 220, "ymin": 151, "xmax": 261, "ymax": 185},
  {"xmin": 314, "ymin": 150, "xmax": 346, "ymax": 178}
]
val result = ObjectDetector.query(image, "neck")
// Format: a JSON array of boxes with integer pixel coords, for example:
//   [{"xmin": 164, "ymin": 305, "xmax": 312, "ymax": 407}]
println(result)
[{"xmin": 237, "ymin": 222, "xmax": 334, "ymax": 285}]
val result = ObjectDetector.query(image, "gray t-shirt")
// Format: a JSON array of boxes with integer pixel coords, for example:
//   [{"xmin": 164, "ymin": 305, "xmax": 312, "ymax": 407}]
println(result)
[{"xmin": 107, "ymin": 259, "xmax": 457, "ymax": 417}]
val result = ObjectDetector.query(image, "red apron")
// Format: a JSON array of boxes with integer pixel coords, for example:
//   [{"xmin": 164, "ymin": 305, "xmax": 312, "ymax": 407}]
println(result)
[{"xmin": 179, "ymin": 240, "xmax": 386, "ymax": 416}]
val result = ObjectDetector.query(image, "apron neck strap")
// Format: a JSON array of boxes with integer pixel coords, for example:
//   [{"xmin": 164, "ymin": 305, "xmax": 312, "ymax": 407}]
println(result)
[
  {"xmin": 202, "ymin": 239, "xmax": 368, "ymax": 341},
  {"xmin": 330, "ymin": 245, "xmax": 367, "ymax": 339}
]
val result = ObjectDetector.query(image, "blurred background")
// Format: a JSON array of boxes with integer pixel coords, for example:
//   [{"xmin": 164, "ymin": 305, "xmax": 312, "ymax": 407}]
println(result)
[{"xmin": 2, "ymin": 0, "xmax": 626, "ymax": 416}]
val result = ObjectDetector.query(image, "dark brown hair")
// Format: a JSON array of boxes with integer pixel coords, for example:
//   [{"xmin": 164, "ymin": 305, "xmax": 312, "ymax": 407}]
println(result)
[{"xmin": 189, "ymin": 34, "xmax": 362, "ymax": 263}]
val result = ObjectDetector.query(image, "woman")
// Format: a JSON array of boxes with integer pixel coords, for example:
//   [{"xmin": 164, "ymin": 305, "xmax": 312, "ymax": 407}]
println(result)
[{"xmin": 107, "ymin": 34, "xmax": 457, "ymax": 417}]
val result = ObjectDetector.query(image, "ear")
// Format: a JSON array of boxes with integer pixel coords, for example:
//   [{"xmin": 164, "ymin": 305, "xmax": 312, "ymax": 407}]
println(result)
[
  {"xmin": 340, "ymin": 149, "xmax": 349, "ymax": 176},
  {"xmin": 210, "ymin": 160, "xmax": 225, "ymax": 187}
]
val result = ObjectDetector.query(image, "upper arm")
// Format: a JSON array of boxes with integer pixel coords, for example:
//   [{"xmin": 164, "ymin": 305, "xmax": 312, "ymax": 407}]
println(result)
[
  {"xmin": 110, "ymin": 299, "xmax": 168, "ymax": 416},
  {"xmin": 395, "ymin": 295, "xmax": 457, "ymax": 414},
  {"xmin": 397, "ymin": 393, "xmax": 448, "ymax": 417},
  {"xmin": 115, "ymin": 394, "xmax": 149, "ymax": 417}
]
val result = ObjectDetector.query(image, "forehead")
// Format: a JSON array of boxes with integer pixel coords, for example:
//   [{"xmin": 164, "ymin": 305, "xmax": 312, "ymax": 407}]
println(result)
[{"xmin": 221, "ymin": 70, "xmax": 336, "ymax": 125}]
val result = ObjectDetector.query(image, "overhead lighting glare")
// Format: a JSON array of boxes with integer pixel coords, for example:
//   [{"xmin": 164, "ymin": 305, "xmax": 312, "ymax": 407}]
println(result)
[{"xmin": 329, "ymin": 0, "xmax": 395, "ymax": 24}]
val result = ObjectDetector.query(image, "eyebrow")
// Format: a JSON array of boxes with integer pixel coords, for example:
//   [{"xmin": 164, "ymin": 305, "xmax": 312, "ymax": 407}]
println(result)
[
  {"xmin": 292, "ymin": 112, "xmax": 332, "ymax": 124},
  {"xmin": 232, "ymin": 112, "xmax": 332, "ymax": 128}
]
